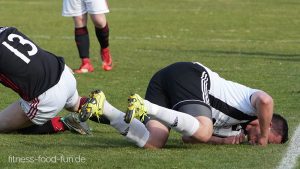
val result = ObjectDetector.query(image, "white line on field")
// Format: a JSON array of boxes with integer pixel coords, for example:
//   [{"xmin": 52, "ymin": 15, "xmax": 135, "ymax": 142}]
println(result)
[
  {"xmin": 277, "ymin": 125, "xmax": 300, "ymax": 169},
  {"xmin": 30, "ymin": 35, "xmax": 300, "ymax": 44}
]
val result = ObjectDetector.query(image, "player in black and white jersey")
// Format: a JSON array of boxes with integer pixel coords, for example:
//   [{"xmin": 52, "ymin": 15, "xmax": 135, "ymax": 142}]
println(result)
[
  {"xmin": 120, "ymin": 62, "xmax": 288, "ymax": 147},
  {"xmin": 0, "ymin": 27, "xmax": 90, "ymax": 133}
]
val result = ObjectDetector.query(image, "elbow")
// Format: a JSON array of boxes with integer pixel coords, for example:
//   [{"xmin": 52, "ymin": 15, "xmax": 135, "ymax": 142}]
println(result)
[
  {"xmin": 259, "ymin": 94, "xmax": 273, "ymax": 106},
  {"xmin": 255, "ymin": 91, "xmax": 273, "ymax": 107}
]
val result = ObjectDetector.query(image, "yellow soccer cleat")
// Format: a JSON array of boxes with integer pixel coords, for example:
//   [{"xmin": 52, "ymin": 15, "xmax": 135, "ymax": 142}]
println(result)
[
  {"xmin": 124, "ymin": 94, "xmax": 148, "ymax": 123},
  {"xmin": 78, "ymin": 90, "xmax": 106, "ymax": 122}
]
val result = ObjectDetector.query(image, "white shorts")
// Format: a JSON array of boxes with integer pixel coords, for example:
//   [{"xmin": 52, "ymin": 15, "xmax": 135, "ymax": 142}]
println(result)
[
  {"xmin": 62, "ymin": 0, "xmax": 109, "ymax": 16},
  {"xmin": 20, "ymin": 65, "xmax": 79, "ymax": 125}
]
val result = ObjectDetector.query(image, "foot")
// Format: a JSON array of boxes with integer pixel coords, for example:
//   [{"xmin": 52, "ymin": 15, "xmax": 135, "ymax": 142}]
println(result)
[
  {"xmin": 74, "ymin": 62, "xmax": 94, "ymax": 74},
  {"xmin": 101, "ymin": 48, "xmax": 113, "ymax": 71},
  {"xmin": 124, "ymin": 94, "xmax": 148, "ymax": 123},
  {"xmin": 78, "ymin": 90, "xmax": 106, "ymax": 122},
  {"xmin": 61, "ymin": 113, "xmax": 91, "ymax": 135}
]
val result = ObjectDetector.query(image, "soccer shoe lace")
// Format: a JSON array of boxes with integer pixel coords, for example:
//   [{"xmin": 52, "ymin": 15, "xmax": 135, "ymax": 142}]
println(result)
[
  {"xmin": 124, "ymin": 94, "xmax": 148, "ymax": 123},
  {"xmin": 78, "ymin": 90, "xmax": 106, "ymax": 122},
  {"xmin": 61, "ymin": 112, "xmax": 91, "ymax": 135},
  {"xmin": 74, "ymin": 62, "xmax": 94, "ymax": 74},
  {"xmin": 101, "ymin": 48, "xmax": 113, "ymax": 71}
]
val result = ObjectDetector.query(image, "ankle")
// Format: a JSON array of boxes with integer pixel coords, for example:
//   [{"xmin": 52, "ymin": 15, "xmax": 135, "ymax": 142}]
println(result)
[{"xmin": 82, "ymin": 58, "xmax": 91, "ymax": 64}]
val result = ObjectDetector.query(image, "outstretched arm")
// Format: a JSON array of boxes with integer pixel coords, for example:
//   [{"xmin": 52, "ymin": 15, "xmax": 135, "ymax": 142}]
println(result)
[{"xmin": 251, "ymin": 91, "xmax": 274, "ymax": 146}]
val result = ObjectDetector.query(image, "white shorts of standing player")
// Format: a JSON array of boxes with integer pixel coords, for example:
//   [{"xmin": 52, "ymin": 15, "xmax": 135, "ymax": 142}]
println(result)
[{"xmin": 62, "ymin": 0, "xmax": 109, "ymax": 16}]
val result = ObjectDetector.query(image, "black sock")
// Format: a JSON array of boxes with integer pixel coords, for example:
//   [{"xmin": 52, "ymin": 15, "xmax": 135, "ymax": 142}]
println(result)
[
  {"xmin": 18, "ymin": 117, "xmax": 67, "ymax": 134},
  {"xmin": 89, "ymin": 115, "xmax": 110, "ymax": 125},
  {"xmin": 75, "ymin": 26, "xmax": 90, "ymax": 58},
  {"xmin": 95, "ymin": 23, "xmax": 109, "ymax": 49}
]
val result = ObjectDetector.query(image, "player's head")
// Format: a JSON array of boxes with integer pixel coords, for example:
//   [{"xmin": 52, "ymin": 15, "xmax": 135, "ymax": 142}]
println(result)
[
  {"xmin": 245, "ymin": 113, "xmax": 288, "ymax": 144},
  {"xmin": 270, "ymin": 113, "xmax": 289, "ymax": 143}
]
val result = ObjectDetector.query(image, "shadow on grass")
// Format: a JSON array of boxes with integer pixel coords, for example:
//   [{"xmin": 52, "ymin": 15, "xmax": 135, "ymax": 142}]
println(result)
[
  {"xmin": 148, "ymin": 48, "xmax": 300, "ymax": 61},
  {"xmin": 9, "ymin": 132, "xmax": 209, "ymax": 150},
  {"xmin": 15, "ymin": 134, "xmax": 134, "ymax": 149}
]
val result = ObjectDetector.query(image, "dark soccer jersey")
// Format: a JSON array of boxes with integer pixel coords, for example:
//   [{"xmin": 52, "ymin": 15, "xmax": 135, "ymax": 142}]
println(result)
[{"xmin": 0, "ymin": 27, "xmax": 65, "ymax": 101}]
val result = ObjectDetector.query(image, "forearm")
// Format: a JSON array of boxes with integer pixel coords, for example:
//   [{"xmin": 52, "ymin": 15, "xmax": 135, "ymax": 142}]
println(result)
[
  {"xmin": 252, "ymin": 91, "xmax": 274, "ymax": 145},
  {"xmin": 182, "ymin": 135, "xmax": 246, "ymax": 145},
  {"xmin": 257, "ymin": 101, "xmax": 273, "ymax": 138},
  {"xmin": 208, "ymin": 136, "xmax": 228, "ymax": 144}
]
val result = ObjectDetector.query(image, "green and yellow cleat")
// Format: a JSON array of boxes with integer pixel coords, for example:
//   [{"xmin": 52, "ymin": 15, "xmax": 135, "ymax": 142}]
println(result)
[
  {"xmin": 124, "ymin": 94, "xmax": 148, "ymax": 123},
  {"xmin": 78, "ymin": 90, "xmax": 106, "ymax": 122}
]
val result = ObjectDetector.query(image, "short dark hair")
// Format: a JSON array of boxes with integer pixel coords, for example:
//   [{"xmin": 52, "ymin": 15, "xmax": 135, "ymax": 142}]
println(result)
[{"xmin": 272, "ymin": 113, "xmax": 289, "ymax": 143}]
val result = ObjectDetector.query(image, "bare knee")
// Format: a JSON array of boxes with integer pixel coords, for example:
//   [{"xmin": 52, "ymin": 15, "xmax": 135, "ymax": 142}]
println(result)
[
  {"xmin": 144, "ymin": 120, "xmax": 170, "ymax": 149},
  {"xmin": 91, "ymin": 14, "xmax": 107, "ymax": 28},
  {"xmin": 192, "ymin": 130, "xmax": 213, "ymax": 143},
  {"xmin": 191, "ymin": 116, "xmax": 213, "ymax": 142}
]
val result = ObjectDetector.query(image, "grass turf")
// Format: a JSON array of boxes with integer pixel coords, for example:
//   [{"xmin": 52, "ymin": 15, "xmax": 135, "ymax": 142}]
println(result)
[{"xmin": 0, "ymin": 0, "xmax": 299, "ymax": 168}]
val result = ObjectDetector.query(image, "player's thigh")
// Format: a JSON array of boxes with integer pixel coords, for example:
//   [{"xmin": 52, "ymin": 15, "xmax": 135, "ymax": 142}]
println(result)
[
  {"xmin": 0, "ymin": 101, "xmax": 33, "ymax": 132},
  {"xmin": 144, "ymin": 120, "xmax": 170, "ymax": 148},
  {"xmin": 73, "ymin": 14, "xmax": 88, "ymax": 27},
  {"xmin": 62, "ymin": 66, "xmax": 80, "ymax": 111}
]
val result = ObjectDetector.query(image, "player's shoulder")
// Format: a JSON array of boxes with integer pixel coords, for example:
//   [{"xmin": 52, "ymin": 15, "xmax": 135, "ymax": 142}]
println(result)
[
  {"xmin": 0, "ymin": 27, "xmax": 18, "ymax": 40},
  {"xmin": 0, "ymin": 27, "xmax": 16, "ymax": 34}
]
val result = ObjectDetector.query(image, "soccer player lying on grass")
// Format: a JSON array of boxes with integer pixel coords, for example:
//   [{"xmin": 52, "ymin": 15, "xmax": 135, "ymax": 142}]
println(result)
[
  {"xmin": 76, "ymin": 62, "xmax": 288, "ymax": 147},
  {"xmin": 0, "ymin": 26, "xmax": 96, "ymax": 133}
]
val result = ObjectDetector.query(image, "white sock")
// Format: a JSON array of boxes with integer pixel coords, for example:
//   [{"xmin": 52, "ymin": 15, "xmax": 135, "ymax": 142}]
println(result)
[
  {"xmin": 144, "ymin": 100, "xmax": 199, "ymax": 136},
  {"xmin": 103, "ymin": 101, "xmax": 149, "ymax": 147}
]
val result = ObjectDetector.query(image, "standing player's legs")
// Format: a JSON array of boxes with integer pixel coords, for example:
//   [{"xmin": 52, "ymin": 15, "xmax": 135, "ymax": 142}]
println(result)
[
  {"xmin": 0, "ymin": 101, "xmax": 33, "ymax": 132},
  {"xmin": 73, "ymin": 14, "xmax": 94, "ymax": 73},
  {"xmin": 62, "ymin": 0, "xmax": 94, "ymax": 73},
  {"xmin": 90, "ymin": 14, "xmax": 112, "ymax": 71},
  {"xmin": 88, "ymin": 0, "xmax": 112, "ymax": 71}
]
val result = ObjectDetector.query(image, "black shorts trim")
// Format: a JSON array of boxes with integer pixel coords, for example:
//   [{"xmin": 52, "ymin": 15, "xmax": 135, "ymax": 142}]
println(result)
[
  {"xmin": 178, "ymin": 103, "xmax": 212, "ymax": 119},
  {"xmin": 172, "ymin": 100, "xmax": 210, "ymax": 110}
]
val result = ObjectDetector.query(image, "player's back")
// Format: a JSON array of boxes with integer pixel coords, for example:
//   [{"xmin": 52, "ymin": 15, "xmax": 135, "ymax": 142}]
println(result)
[{"xmin": 0, "ymin": 27, "xmax": 65, "ymax": 101}]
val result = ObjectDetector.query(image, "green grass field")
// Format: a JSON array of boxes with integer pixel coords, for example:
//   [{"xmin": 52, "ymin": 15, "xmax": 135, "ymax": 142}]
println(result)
[{"xmin": 0, "ymin": 0, "xmax": 300, "ymax": 168}]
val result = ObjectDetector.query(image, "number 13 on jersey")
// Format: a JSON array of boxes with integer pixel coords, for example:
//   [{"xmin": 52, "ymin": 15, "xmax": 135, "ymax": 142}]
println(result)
[{"xmin": 2, "ymin": 33, "xmax": 38, "ymax": 64}]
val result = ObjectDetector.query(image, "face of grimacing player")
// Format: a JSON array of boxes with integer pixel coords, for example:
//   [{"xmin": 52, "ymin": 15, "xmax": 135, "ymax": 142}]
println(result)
[{"xmin": 245, "ymin": 119, "xmax": 282, "ymax": 144}]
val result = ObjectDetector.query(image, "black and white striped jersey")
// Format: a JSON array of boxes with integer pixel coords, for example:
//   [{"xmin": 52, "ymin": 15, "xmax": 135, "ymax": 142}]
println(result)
[{"xmin": 194, "ymin": 62, "xmax": 258, "ymax": 129}]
